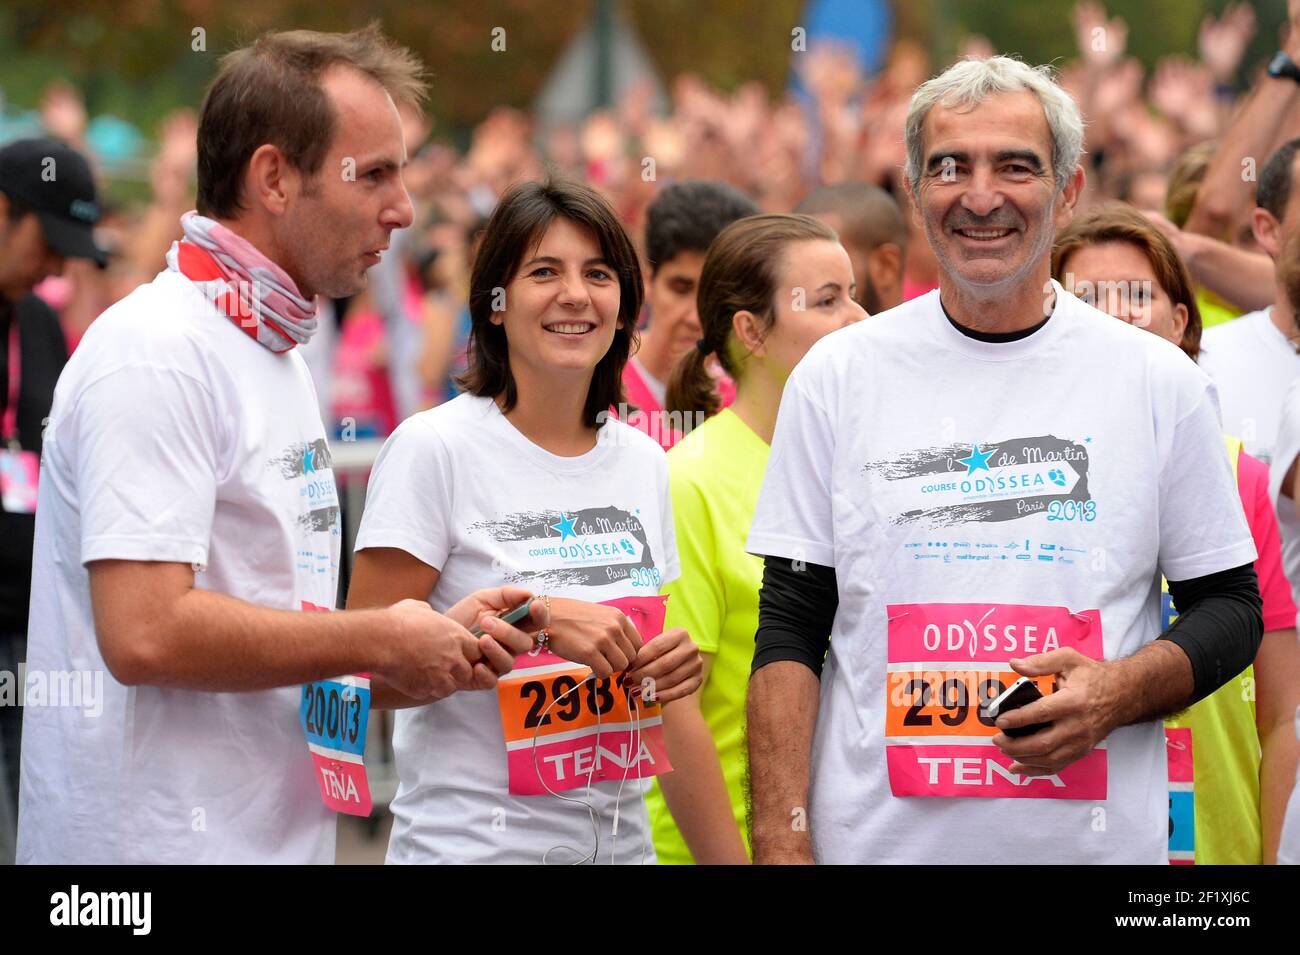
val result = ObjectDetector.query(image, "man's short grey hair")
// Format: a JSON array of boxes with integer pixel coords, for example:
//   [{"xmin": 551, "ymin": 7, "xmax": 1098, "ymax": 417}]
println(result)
[{"xmin": 905, "ymin": 56, "xmax": 1085, "ymax": 194}]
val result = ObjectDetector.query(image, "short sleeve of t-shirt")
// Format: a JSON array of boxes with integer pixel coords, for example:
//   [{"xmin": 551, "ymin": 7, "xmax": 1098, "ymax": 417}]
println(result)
[
  {"xmin": 1271, "ymin": 378, "xmax": 1300, "ymax": 510},
  {"xmin": 72, "ymin": 365, "xmax": 220, "ymax": 567},
  {"xmin": 662, "ymin": 468, "xmax": 722, "ymax": 653},
  {"xmin": 354, "ymin": 414, "xmax": 454, "ymax": 570},
  {"xmin": 1157, "ymin": 383, "xmax": 1258, "ymax": 581},
  {"xmin": 1238, "ymin": 451, "xmax": 1298, "ymax": 632},
  {"xmin": 747, "ymin": 369, "xmax": 836, "ymax": 567},
  {"xmin": 654, "ymin": 447, "xmax": 681, "ymax": 589}
]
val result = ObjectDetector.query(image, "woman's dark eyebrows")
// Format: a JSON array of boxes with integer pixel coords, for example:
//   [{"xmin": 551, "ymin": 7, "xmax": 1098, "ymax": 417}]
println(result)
[{"xmin": 519, "ymin": 255, "xmax": 613, "ymax": 268}]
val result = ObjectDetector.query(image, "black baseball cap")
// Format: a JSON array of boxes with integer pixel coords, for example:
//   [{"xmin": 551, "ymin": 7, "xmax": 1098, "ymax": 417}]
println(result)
[{"xmin": 0, "ymin": 137, "xmax": 107, "ymax": 267}]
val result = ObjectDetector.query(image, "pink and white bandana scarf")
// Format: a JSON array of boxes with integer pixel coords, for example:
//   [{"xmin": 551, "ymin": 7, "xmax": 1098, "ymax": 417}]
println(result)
[{"xmin": 165, "ymin": 211, "xmax": 317, "ymax": 352}]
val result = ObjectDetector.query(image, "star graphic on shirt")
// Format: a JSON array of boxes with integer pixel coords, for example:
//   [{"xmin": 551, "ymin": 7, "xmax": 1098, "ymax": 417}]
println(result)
[
  {"xmin": 303, "ymin": 445, "xmax": 316, "ymax": 474},
  {"xmin": 956, "ymin": 444, "xmax": 994, "ymax": 474},
  {"xmin": 550, "ymin": 513, "xmax": 578, "ymax": 541}
]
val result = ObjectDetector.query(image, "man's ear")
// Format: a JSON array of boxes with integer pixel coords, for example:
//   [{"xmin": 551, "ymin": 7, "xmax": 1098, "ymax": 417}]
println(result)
[
  {"xmin": 902, "ymin": 178, "xmax": 924, "ymax": 230},
  {"xmin": 245, "ymin": 144, "xmax": 295, "ymax": 216},
  {"xmin": 1253, "ymin": 208, "xmax": 1283, "ymax": 259},
  {"xmin": 731, "ymin": 309, "xmax": 767, "ymax": 358},
  {"xmin": 868, "ymin": 243, "xmax": 903, "ymax": 295},
  {"xmin": 1054, "ymin": 164, "xmax": 1086, "ymax": 230}
]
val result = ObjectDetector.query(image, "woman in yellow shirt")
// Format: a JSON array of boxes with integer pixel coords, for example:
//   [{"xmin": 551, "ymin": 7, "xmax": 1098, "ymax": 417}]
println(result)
[{"xmin": 645, "ymin": 214, "xmax": 865, "ymax": 863}]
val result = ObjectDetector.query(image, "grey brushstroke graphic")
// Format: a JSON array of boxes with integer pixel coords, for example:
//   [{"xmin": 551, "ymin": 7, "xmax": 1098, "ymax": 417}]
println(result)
[
  {"xmin": 269, "ymin": 438, "xmax": 333, "ymax": 479},
  {"xmin": 862, "ymin": 434, "xmax": 1091, "ymax": 527},
  {"xmin": 298, "ymin": 505, "xmax": 340, "ymax": 533},
  {"xmin": 470, "ymin": 505, "xmax": 656, "ymax": 587}
]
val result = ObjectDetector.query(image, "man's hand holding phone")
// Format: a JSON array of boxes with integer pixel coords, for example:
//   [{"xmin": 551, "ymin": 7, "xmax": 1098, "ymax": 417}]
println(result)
[
  {"xmin": 444, "ymin": 587, "xmax": 548, "ymax": 688},
  {"xmin": 990, "ymin": 647, "xmax": 1124, "ymax": 777}
]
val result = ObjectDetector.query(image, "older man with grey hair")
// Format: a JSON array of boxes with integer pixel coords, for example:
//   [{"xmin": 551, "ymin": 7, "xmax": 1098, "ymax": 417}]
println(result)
[{"xmin": 744, "ymin": 56, "xmax": 1262, "ymax": 864}]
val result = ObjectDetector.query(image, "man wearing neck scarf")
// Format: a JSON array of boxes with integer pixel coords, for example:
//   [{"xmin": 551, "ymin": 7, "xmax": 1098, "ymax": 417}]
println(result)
[{"xmin": 17, "ymin": 26, "xmax": 543, "ymax": 864}]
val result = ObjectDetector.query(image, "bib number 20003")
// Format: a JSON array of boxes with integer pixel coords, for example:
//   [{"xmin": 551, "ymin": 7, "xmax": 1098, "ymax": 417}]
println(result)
[{"xmin": 302, "ymin": 681, "xmax": 363, "ymax": 747}]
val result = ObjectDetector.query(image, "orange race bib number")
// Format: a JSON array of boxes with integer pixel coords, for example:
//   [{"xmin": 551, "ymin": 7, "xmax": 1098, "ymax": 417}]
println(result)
[{"xmin": 497, "ymin": 595, "xmax": 672, "ymax": 795}]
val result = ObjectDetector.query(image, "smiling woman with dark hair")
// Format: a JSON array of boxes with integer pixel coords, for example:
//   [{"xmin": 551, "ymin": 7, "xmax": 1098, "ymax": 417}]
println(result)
[
  {"xmin": 348, "ymin": 176, "xmax": 703, "ymax": 864},
  {"xmin": 456, "ymin": 178, "xmax": 644, "ymax": 426}
]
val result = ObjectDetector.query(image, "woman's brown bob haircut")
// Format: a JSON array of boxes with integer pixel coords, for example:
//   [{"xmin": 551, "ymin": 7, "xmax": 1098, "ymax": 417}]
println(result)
[
  {"xmin": 1052, "ymin": 202, "xmax": 1202, "ymax": 361},
  {"xmin": 197, "ymin": 23, "xmax": 427, "ymax": 220},
  {"xmin": 457, "ymin": 177, "xmax": 644, "ymax": 427}
]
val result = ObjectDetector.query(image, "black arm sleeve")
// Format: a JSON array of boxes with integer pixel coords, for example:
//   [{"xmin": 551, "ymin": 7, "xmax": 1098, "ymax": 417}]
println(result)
[
  {"xmin": 1159, "ymin": 563, "xmax": 1263, "ymax": 704},
  {"xmin": 751, "ymin": 555, "xmax": 838, "ymax": 677}
]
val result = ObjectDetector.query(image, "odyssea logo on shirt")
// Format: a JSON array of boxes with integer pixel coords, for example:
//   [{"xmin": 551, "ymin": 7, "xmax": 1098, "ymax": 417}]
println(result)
[
  {"xmin": 863, "ymin": 434, "xmax": 1093, "ymax": 527},
  {"xmin": 266, "ymin": 438, "xmax": 340, "ymax": 582},
  {"xmin": 269, "ymin": 438, "xmax": 340, "ymax": 533},
  {"xmin": 470, "ymin": 505, "xmax": 661, "ymax": 589}
]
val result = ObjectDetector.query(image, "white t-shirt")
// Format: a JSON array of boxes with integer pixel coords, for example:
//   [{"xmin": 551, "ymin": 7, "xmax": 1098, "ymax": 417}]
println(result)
[
  {"xmin": 18, "ymin": 267, "xmax": 340, "ymax": 864},
  {"xmin": 298, "ymin": 295, "xmax": 337, "ymax": 430},
  {"xmin": 1265, "ymin": 377, "xmax": 1300, "ymax": 866},
  {"xmin": 354, "ymin": 393, "xmax": 679, "ymax": 864},
  {"xmin": 1199, "ymin": 307, "xmax": 1300, "ymax": 463},
  {"xmin": 747, "ymin": 282, "xmax": 1256, "ymax": 865}
]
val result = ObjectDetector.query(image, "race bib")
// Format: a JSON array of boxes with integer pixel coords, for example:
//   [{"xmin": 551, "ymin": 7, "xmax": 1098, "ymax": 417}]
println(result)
[
  {"xmin": 0, "ymin": 447, "xmax": 38, "ymax": 514},
  {"xmin": 298, "ymin": 601, "xmax": 373, "ymax": 816},
  {"xmin": 884, "ymin": 601, "xmax": 1107, "ymax": 799},
  {"xmin": 1166, "ymin": 726, "xmax": 1195, "ymax": 864},
  {"xmin": 497, "ymin": 595, "xmax": 672, "ymax": 796}
]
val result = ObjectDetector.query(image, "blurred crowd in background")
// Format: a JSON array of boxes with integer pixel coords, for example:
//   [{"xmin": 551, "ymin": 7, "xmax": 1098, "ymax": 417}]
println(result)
[{"xmin": 0, "ymin": 0, "xmax": 1280, "ymax": 438}]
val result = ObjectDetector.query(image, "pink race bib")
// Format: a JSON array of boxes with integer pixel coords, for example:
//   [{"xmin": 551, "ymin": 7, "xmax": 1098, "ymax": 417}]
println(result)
[
  {"xmin": 497, "ymin": 595, "xmax": 673, "ymax": 796},
  {"xmin": 298, "ymin": 600, "xmax": 373, "ymax": 816},
  {"xmin": 884, "ymin": 601, "xmax": 1107, "ymax": 799},
  {"xmin": 1166, "ymin": 727, "xmax": 1195, "ymax": 863}
]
